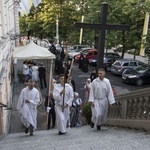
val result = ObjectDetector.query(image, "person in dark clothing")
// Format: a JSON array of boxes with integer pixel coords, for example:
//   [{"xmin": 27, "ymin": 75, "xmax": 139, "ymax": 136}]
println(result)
[
  {"xmin": 79, "ymin": 53, "xmax": 84, "ymax": 69},
  {"xmin": 81, "ymin": 54, "xmax": 88, "ymax": 73},
  {"xmin": 90, "ymin": 68, "xmax": 97, "ymax": 82},
  {"xmin": 54, "ymin": 56, "xmax": 60, "ymax": 75},
  {"xmin": 67, "ymin": 75, "xmax": 76, "ymax": 92},
  {"xmin": 60, "ymin": 47, "xmax": 65, "ymax": 60},
  {"xmin": 45, "ymin": 95, "xmax": 56, "ymax": 130},
  {"xmin": 58, "ymin": 58, "xmax": 65, "ymax": 75},
  {"xmin": 65, "ymin": 59, "xmax": 71, "ymax": 80},
  {"xmin": 38, "ymin": 63, "xmax": 47, "ymax": 89},
  {"xmin": 51, "ymin": 44, "xmax": 56, "ymax": 54}
]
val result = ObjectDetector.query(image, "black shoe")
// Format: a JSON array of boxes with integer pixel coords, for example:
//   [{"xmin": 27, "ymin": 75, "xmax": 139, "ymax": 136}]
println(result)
[
  {"xmin": 97, "ymin": 125, "xmax": 101, "ymax": 130},
  {"xmin": 47, "ymin": 127, "xmax": 50, "ymax": 130},
  {"xmin": 30, "ymin": 133, "xmax": 34, "ymax": 136},
  {"xmin": 29, "ymin": 124, "xmax": 34, "ymax": 135},
  {"xmin": 90, "ymin": 122, "xmax": 94, "ymax": 128},
  {"xmin": 58, "ymin": 132, "xmax": 66, "ymax": 135},
  {"xmin": 25, "ymin": 128, "xmax": 28, "ymax": 134}
]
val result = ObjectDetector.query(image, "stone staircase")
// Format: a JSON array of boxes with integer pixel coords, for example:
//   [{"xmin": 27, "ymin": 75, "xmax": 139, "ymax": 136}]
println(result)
[{"xmin": 0, "ymin": 125, "xmax": 150, "ymax": 150}]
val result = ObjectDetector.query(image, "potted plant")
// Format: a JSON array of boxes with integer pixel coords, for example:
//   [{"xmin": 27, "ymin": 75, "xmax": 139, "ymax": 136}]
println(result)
[{"xmin": 81, "ymin": 102, "xmax": 92, "ymax": 125}]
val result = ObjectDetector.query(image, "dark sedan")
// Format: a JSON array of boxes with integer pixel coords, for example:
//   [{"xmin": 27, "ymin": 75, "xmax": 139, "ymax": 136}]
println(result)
[
  {"xmin": 122, "ymin": 65, "xmax": 150, "ymax": 85},
  {"xmin": 88, "ymin": 52, "xmax": 121, "ymax": 71}
]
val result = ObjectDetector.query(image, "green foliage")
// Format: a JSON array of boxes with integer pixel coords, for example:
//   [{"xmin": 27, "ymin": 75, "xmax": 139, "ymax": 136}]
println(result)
[
  {"xmin": 81, "ymin": 102, "xmax": 92, "ymax": 124},
  {"xmin": 19, "ymin": 0, "xmax": 150, "ymax": 50}
]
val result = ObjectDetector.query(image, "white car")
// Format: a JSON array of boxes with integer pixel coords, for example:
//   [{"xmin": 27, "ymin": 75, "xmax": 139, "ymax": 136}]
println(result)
[
  {"xmin": 68, "ymin": 47, "xmax": 92, "ymax": 59},
  {"xmin": 68, "ymin": 45, "xmax": 88, "ymax": 52}
]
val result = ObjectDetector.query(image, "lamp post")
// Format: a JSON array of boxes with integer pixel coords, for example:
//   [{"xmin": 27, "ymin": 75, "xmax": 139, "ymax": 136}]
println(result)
[
  {"xmin": 79, "ymin": 15, "xmax": 84, "ymax": 44},
  {"xmin": 56, "ymin": 15, "xmax": 59, "ymax": 44}
]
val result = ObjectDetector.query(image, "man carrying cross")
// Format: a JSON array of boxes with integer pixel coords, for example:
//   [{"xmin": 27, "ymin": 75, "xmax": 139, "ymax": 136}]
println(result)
[{"xmin": 53, "ymin": 74, "xmax": 74, "ymax": 135}]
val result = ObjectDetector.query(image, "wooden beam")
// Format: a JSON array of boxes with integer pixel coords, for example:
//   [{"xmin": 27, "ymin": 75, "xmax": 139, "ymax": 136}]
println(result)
[{"xmin": 74, "ymin": 23, "xmax": 130, "ymax": 31}]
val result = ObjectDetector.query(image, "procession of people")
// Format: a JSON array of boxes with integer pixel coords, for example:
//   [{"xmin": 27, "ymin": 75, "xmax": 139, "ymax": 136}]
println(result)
[{"xmin": 17, "ymin": 45, "xmax": 115, "ymax": 136}]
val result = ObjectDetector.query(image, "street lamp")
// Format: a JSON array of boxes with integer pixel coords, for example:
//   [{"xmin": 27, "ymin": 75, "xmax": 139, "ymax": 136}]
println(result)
[{"xmin": 56, "ymin": 15, "xmax": 59, "ymax": 44}]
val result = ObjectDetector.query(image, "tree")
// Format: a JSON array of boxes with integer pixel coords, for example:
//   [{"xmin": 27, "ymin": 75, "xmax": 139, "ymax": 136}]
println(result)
[{"xmin": 19, "ymin": 0, "xmax": 150, "ymax": 49}]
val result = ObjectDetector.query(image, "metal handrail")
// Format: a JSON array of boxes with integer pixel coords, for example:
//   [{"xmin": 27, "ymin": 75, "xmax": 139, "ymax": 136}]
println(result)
[{"xmin": 0, "ymin": 102, "xmax": 12, "ymax": 110}]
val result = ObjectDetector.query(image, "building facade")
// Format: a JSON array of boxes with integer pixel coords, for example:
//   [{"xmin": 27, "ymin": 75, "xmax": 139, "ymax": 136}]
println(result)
[{"xmin": 0, "ymin": 0, "xmax": 19, "ymax": 139}]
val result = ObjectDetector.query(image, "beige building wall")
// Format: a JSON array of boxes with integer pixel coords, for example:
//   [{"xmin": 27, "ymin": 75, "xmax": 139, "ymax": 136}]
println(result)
[{"xmin": 0, "ymin": 0, "xmax": 18, "ymax": 138}]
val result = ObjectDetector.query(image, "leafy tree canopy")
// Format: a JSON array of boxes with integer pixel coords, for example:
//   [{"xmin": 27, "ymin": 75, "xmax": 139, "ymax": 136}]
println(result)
[{"xmin": 19, "ymin": 0, "xmax": 150, "ymax": 52}]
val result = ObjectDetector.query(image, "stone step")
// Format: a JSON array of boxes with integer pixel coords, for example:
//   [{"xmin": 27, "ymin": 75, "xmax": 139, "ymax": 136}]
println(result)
[{"xmin": 0, "ymin": 126, "xmax": 150, "ymax": 150}]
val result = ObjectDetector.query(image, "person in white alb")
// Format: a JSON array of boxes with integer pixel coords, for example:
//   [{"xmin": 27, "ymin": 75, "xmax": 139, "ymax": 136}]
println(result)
[
  {"xmin": 88, "ymin": 68, "xmax": 115, "ymax": 130},
  {"xmin": 53, "ymin": 74, "xmax": 74, "ymax": 135},
  {"xmin": 22, "ymin": 61, "xmax": 29, "ymax": 83},
  {"xmin": 84, "ymin": 78, "xmax": 91, "ymax": 101},
  {"xmin": 17, "ymin": 79, "xmax": 40, "ymax": 135},
  {"xmin": 31, "ymin": 62, "xmax": 39, "ymax": 82}
]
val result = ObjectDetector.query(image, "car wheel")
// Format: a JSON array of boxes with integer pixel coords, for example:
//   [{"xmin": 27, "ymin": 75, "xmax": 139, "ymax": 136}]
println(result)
[
  {"xmin": 136, "ymin": 78, "xmax": 143, "ymax": 86},
  {"xmin": 106, "ymin": 66, "xmax": 111, "ymax": 72}
]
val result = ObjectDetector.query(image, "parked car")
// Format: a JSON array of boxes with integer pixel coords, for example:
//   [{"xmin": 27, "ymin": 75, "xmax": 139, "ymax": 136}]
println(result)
[
  {"xmin": 111, "ymin": 59, "xmax": 145, "ymax": 75},
  {"xmin": 122, "ymin": 65, "xmax": 150, "ymax": 85},
  {"xmin": 74, "ymin": 49, "xmax": 98, "ymax": 62},
  {"xmin": 113, "ymin": 47, "xmax": 123, "ymax": 53},
  {"xmin": 127, "ymin": 49, "xmax": 139, "ymax": 55},
  {"xmin": 68, "ymin": 45, "xmax": 89, "ymax": 52},
  {"xmin": 88, "ymin": 52, "xmax": 121, "ymax": 71},
  {"xmin": 68, "ymin": 48, "xmax": 93, "ymax": 60}
]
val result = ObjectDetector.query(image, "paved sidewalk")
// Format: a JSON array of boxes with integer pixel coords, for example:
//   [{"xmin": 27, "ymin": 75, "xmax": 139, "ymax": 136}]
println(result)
[{"xmin": 120, "ymin": 52, "xmax": 149, "ymax": 64}]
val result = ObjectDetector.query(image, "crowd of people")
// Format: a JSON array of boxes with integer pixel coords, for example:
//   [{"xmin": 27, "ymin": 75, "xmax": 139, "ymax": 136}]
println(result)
[{"xmin": 22, "ymin": 60, "xmax": 47, "ymax": 89}]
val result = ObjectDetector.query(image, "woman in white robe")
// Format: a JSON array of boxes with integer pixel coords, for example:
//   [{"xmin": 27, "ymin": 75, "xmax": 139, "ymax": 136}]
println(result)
[
  {"xmin": 88, "ymin": 68, "xmax": 115, "ymax": 130},
  {"xmin": 53, "ymin": 74, "xmax": 74, "ymax": 135},
  {"xmin": 17, "ymin": 80, "xmax": 40, "ymax": 135}
]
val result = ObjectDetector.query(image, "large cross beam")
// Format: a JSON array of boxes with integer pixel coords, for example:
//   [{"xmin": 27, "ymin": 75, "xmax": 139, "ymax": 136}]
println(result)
[{"xmin": 74, "ymin": 2, "xmax": 130, "ymax": 70}]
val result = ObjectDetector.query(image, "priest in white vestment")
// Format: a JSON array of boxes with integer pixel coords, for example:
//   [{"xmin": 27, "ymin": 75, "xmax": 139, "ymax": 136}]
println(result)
[
  {"xmin": 17, "ymin": 79, "xmax": 40, "ymax": 135},
  {"xmin": 53, "ymin": 74, "xmax": 74, "ymax": 135},
  {"xmin": 88, "ymin": 68, "xmax": 115, "ymax": 130}
]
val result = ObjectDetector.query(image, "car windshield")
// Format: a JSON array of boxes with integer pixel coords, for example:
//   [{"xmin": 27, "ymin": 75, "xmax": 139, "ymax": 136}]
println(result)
[
  {"xmin": 73, "ymin": 46, "xmax": 77, "ymax": 49},
  {"xmin": 76, "ymin": 49, "xmax": 83, "ymax": 52},
  {"xmin": 133, "ymin": 66, "xmax": 149, "ymax": 74},
  {"xmin": 113, "ymin": 61, "xmax": 121, "ymax": 66},
  {"xmin": 104, "ymin": 53, "xmax": 120, "ymax": 57}
]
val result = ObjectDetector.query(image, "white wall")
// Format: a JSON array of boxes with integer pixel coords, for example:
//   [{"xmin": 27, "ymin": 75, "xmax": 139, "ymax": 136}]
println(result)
[{"xmin": 0, "ymin": 0, "xmax": 17, "ymax": 137}]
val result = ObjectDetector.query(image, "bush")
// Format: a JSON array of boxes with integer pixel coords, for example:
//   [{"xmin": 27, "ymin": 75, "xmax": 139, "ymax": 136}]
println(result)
[{"xmin": 81, "ymin": 102, "xmax": 92, "ymax": 124}]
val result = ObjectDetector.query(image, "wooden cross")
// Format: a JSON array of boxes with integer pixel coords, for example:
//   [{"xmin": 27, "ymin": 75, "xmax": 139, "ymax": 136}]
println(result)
[{"xmin": 74, "ymin": 2, "xmax": 130, "ymax": 69}]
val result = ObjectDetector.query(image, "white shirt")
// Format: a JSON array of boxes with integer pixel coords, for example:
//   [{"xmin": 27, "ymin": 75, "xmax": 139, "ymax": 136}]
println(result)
[{"xmin": 23, "ymin": 64, "xmax": 29, "ymax": 75}]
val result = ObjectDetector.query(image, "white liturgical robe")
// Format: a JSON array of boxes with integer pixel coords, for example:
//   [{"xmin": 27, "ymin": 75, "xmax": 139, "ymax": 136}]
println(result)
[
  {"xmin": 32, "ymin": 65, "xmax": 39, "ymax": 81},
  {"xmin": 88, "ymin": 77, "xmax": 115, "ymax": 126},
  {"xmin": 53, "ymin": 83, "xmax": 74, "ymax": 133},
  {"xmin": 17, "ymin": 86, "xmax": 40, "ymax": 130}
]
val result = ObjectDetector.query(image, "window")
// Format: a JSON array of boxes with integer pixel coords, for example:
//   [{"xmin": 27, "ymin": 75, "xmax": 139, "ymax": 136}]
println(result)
[
  {"xmin": 138, "ymin": 61, "xmax": 145, "ymax": 66},
  {"xmin": 88, "ymin": 52, "xmax": 92, "ymax": 56},
  {"xmin": 123, "ymin": 63, "xmax": 129, "ymax": 66},
  {"xmin": 114, "ymin": 62, "xmax": 121, "ymax": 66},
  {"xmin": 130, "ymin": 62, "xmax": 137, "ymax": 66},
  {"xmin": 147, "ymin": 70, "xmax": 150, "ymax": 74},
  {"xmin": 73, "ymin": 46, "xmax": 77, "ymax": 49}
]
